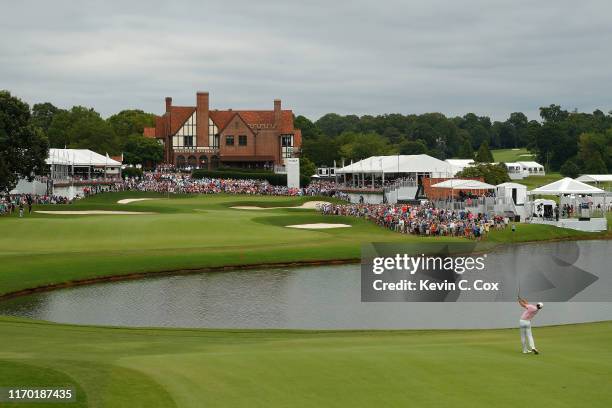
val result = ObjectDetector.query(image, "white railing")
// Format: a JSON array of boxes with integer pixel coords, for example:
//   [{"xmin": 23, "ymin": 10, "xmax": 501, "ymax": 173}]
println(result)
[{"xmin": 384, "ymin": 178, "xmax": 417, "ymax": 193}]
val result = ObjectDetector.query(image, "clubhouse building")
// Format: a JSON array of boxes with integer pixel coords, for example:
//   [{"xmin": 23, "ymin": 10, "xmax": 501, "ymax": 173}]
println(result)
[{"xmin": 144, "ymin": 92, "xmax": 302, "ymax": 169}]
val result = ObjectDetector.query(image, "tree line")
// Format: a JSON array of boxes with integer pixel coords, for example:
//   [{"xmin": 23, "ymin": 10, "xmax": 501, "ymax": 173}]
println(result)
[
  {"xmin": 2, "ymin": 88, "xmax": 611, "ymax": 192},
  {"xmin": 31, "ymin": 102, "xmax": 163, "ymax": 167},
  {"xmin": 297, "ymin": 106, "xmax": 612, "ymax": 176}
]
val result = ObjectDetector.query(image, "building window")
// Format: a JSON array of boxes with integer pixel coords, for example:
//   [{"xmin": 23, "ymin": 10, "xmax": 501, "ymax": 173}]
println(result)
[
  {"xmin": 173, "ymin": 112, "xmax": 197, "ymax": 148},
  {"xmin": 281, "ymin": 134, "xmax": 294, "ymax": 158},
  {"xmin": 281, "ymin": 135, "xmax": 293, "ymax": 147},
  {"xmin": 238, "ymin": 135, "xmax": 247, "ymax": 146},
  {"xmin": 225, "ymin": 135, "xmax": 234, "ymax": 146},
  {"xmin": 176, "ymin": 155, "xmax": 186, "ymax": 167},
  {"xmin": 209, "ymin": 118, "xmax": 219, "ymax": 148}
]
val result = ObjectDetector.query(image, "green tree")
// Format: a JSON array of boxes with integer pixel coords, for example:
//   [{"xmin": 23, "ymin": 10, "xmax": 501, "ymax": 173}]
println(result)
[
  {"xmin": 123, "ymin": 134, "xmax": 164, "ymax": 168},
  {"xmin": 582, "ymin": 151, "xmax": 607, "ymax": 174},
  {"xmin": 507, "ymin": 112, "xmax": 529, "ymax": 147},
  {"xmin": 31, "ymin": 102, "xmax": 64, "ymax": 136},
  {"xmin": 539, "ymin": 104, "xmax": 569, "ymax": 123},
  {"xmin": 301, "ymin": 134, "xmax": 340, "ymax": 166},
  {"xmin": 457, "ymin": 139, "xmax": 474, "ymax": 159},
  {"xmin": 48, "ymin": 106, "xmax": 120, "ymax": 154},
  {"xmin": 315, "ymin": 113, "xmax": 356, "ymax": 137},
  {"xmin": 294, "ymin": 115, "xmax": 322, "ymax": 140},
  {"xmin": 0, "ymin": 90, "xmax": 49, "ymax": 192},
  {"xmin": 559, "ymin": 158, "xmax": 581, "ymax": 178},
  {"xmin": 399, "ymin": 140, "xmax": 427, "ymax": 155},
  {"xmin": 299, "ymin": 156, "xmax": 316, "ymax": 178},
  {"xmin": 474, "ymin": 140, "xmax": 494, "ymax": 162},
  {"xmin": 107, "ymin": 109, "xmax": 155, "ymax": 142},
  {"xmin": 456, "ymin": 163, "xmax": 510, "ymax": 185},
  {"xmin": 578, "ymin": 132, "xmax": 611, "ymax": 173},
  {"xmin": 337, "ymin": 131, "xmax": 392, "ymax": 161}
]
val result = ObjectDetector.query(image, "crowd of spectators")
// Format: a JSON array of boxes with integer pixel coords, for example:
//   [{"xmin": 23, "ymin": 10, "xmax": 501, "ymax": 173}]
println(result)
[
  {"xmin": 319, "ymin": 202, "xmax": 508, "ymax": 239},
  {"xmin": 0, "ymin": 194, "xmax": 72, "ymax": 216},
  {"xmin": 1, "ymin": 174, "xmax": 350, "ymax": 216},
  {"xmin": 119, "ymin": 173, "xmax": 349, "ymax": 199}
]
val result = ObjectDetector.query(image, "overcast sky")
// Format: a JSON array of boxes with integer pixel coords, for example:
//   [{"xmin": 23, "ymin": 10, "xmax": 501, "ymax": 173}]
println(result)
[{"xmin": 1, "ymin": 0, "xmax": 611, "ymax": 121}]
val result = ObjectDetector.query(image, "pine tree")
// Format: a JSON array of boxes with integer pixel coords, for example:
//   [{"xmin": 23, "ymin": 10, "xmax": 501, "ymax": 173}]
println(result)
[
  {"xmin": 457, "ymin": 139, "xmax": 474, "ymax": 159},
  {"xmin": 475, "ymin": 140, "xmax": 494, "ymax": 163}
]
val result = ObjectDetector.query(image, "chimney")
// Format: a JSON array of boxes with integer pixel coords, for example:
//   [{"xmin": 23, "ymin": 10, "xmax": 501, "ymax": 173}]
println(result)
[
  {"xmin": 274, "ymin": 99, "xmax": 281, "ymax": 128},
  {"xmin": 196, "ymin": 91, "xmax": 210, "ymax": 147},
  {"xmin": 165, "ymin": 97, "xmax": 172, "ymax": 113}
]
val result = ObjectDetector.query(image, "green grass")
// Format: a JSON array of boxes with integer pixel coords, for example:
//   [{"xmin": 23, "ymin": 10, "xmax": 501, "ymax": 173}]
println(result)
[
  {"xmin": 0, "ymin": 317, "xmax": 611, "ymax": 408},
  {"xmin": 492, "ymin": 148, "xmax": 535, "ymax": 163},
  {"xmin": 1, "ymin": 193, "xmax": 610, "ymax": 407},
  {"xmin": 515, "ymin": 172, "xmax": 564, "ymax": 190},
  {"xmin": 0, "ymin": 192, "xmax": 607, "ymax": 297}
]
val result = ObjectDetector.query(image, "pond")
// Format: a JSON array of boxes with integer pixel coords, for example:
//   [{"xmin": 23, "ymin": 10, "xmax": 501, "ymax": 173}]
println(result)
[{"xmin": 1, "ymin": 240, "xmax": 610, "ymax": 329}]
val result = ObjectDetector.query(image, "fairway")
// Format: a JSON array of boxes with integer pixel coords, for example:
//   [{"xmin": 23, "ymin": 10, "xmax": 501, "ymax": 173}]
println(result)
[
  {"xmin": 1, "ymin": 317, "xmax": 611, "ymax": 408},
  {"xmin": 492, "ymin": 148, "xmax": 535, "ymax": 163},
  {"xmin": 0, "ymin": 192, "xmax": 605, "ymax": 297}
]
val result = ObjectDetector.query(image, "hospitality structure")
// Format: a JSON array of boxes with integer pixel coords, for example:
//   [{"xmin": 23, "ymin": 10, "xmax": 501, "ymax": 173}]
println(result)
[
  {"xmin": 10, "ymin": 148, "xmax": 122, "ymax": 199},
  {"xmin": 143, "ymin": 92, "xmax": 302, "ymax": 169}
]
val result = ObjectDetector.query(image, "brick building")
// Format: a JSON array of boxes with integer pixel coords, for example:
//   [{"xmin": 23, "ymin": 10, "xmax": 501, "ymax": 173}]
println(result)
[{"xmin": 144, "ymin": 92, "xmax": 302, "ymax": 169}]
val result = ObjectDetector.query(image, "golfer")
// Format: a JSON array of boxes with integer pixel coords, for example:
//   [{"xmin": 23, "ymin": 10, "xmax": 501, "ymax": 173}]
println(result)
[{"xmin": 518, "ymin": 297, "xmax": 543, "ymax": 354}]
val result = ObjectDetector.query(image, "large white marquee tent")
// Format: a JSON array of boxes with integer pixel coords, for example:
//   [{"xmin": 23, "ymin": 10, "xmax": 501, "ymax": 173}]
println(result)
[
  {"xmin": 47, "ymin": 149, "xmax": 121, "ymax": 180},
  {"xmin": 336, "ymin": 154, "xmax": 455, "ymax": 177}
]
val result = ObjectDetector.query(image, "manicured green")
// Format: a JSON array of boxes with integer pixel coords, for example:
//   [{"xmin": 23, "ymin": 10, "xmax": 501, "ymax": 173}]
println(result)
[
  {"xmin": 0, "ymin": 192, "xmax": 607, "ymax": 297},
  {"xmin": 1, "ymin": 317, "xmax": 611, "ymax": 408},
  {"xmin": 492, "ymin": 148, "xmax": 535, "ymax": 163}
]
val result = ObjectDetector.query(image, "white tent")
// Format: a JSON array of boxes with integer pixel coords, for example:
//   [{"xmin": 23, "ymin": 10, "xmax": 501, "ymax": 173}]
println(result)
[
  {"xmin": 529, "ymin": 177, "xmax": 605, "ymax": 195},
  {"xmin": 575, "ymin": 174, "xmax": 612, "ymax": 183},
  {"xmin": 336, "ymin": 154, "xmax": 455, "ymax": 176},
  {"xmin": 431, "ymin": 179, "xmax": 495, "ymax": 189},
  {"xmin": 47, "ymin": 149, "xmax": 121, "ymax": 167},
  {"xmin": 496, "ymin": 182, "xmax": 528, "ymax": 205},
  {"xmin": 445, "ymin": 159, "xmax": 474, "ymax": 174}
]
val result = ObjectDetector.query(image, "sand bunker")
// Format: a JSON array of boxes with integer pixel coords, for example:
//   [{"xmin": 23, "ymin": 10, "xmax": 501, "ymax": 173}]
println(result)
[
  {"xmin": 231, "ymin": 200, "xmax": 330, "ymax": 210},
  {"xmin": 35, "ymin": 211, "xmax": 156, "ymax": 215},
  {"xmin": 117, "ymin": 198, "xmax": 157, "ymax": 204},
  {"xmin": 285, "ymin": 223, "xmax": 352, "ymax": 229}
]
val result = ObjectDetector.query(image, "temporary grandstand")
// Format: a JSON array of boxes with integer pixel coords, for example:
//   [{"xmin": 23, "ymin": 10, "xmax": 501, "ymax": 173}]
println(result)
[
  {"xmin": 336, "ymin": 154, "xmax": 456, "ymax": 204},
  {"xmin": 337, "ymin": 154, "xmax": 455, "ymax": 184}
]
